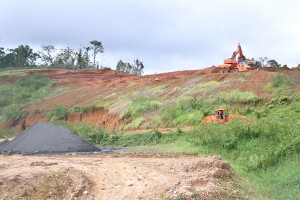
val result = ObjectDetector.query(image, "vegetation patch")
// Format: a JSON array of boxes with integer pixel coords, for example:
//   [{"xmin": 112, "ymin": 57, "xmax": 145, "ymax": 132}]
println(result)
[
  {"xmin": 0, "ymin": 68, "xmax": 26, "ymax": 77},
  {"xmin": 121, "ymin": 117, "xmax": 146, "ymax": 131},
  {"xmin": 271, "ymin": 74, "xmax": 291, "ymax": 88},
  {"xmin": 3, "ymin": 104, "xmax": 22, "ymax": 121},
  {"xmin": 49, "ymin": 106, "xmax": 69, "ymax": 122},
  {"xmin": 155, "ymin": 97, "xmax": 212, "ymax": 127},
  {"xmin": 0, "ymin": 74, "xmax": 53, "ymax": 122},
  {"xmin": 214, "ymin": 90, "xmax": 261, "ymax": 105},
  {"xmin": 194, "ymin": 81, "xmax": 220, "ymax": 90},
  {"xmin": 122, "ymin": 98, "xmax": 161, "ymax": 119},
  {"xmin": 0, "ymin": 74, "xmax": 52, "ymax": 108},
  {"xmin": 70, "ymin": 105, "xmax": 97, "ymax": 114}
]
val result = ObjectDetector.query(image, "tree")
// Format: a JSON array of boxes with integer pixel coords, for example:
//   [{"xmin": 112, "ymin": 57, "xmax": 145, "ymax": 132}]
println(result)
[
  {"xmin": 116, "ymin": 58, "xmax": 144, "ymax": 76},
  {"xmin": 116, "ymin": 60, "xmax": 132, "ymax": 73},
  {"xmin": 53, "ymin": 47, "xmax": 76, "ymax": 69},
  {"xmin": 12, "ymin": 45, "xmax": 36, "ymax": 67},
  {"xmin": 83, "ymin": 46, "xmax": 91, "ymax": 68},
  {"xmin": 76, "ymin": 48, "xmax": 86, "ymax": 69},
  {"xmin": 90, "ymin": 40, "xmax": 104, "ymax": 69},
  {"xmin": 2, "ymin": 45, "xmax": 38, "ymax": 67},
  {"xmin": 2, "ymin": 51, "xmax": 16, "ymax": 67},
  {"xmin": 0, "ymin": 47, "xmax": 5, "ymax": 67},
  {"xmin": 132, "ymin": 59, "xmax": 144, "ymax": 76},
  {"xmin": 258, "ymin": 57, "xmax": 268, "ymax": 67},
  {"xmin": 38, "ymin": 45, "xmax": 56, "ymax": 66},
  {"xmin": 28, "ymin": 52, "xmax": 40, "ymax": 66},
  {"xmin": 267, "ymin": 59, "xmax": 281, "ymax": 67}
]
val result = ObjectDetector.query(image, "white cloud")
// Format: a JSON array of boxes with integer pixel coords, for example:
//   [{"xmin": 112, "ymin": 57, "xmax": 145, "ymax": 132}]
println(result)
[{"xmin": 1, "ymin": 0, "xmax": 300, "ymax": 73}]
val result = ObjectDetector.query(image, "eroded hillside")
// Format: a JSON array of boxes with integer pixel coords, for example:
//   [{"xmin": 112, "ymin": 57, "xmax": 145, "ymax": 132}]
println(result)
[{"xmin": 0, "ymin": 67, "xmax": 299, "ymax": 133}]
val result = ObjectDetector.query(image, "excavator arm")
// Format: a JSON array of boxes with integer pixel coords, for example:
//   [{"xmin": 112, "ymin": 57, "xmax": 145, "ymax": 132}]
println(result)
[
  {"xmin": 237, "ymin": 42, "xmax": 246, "ymax": 61},
  {"xmin": 231, "ymin": 49, "xmax": 239, "ymax": 60}
]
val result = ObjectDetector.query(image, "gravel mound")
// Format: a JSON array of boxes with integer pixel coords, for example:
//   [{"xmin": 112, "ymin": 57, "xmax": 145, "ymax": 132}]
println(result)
[{"xmin": 0, "ymin": 122, "xmax": 104, "ymax": 154}]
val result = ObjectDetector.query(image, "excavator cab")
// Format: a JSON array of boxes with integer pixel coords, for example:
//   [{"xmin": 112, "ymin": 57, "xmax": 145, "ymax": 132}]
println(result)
[{"xmin": 214, "ymin": 109, "xmax": 229, "ymax": 123}]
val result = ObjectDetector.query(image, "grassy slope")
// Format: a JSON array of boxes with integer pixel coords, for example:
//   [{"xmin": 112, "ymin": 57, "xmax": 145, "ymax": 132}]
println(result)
[
  {"xmin": 0, "ymin": 69, "xmax": 70, "ymax": 137},
  {"xmin": 65, "ymin": 72, "xmax": 299, "ymax": 199}
]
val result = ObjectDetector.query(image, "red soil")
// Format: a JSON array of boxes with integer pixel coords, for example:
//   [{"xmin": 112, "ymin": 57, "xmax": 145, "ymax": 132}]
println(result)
[{"xmin": 2, "ymin": 66, "xmax": 299, "ymax": 132}]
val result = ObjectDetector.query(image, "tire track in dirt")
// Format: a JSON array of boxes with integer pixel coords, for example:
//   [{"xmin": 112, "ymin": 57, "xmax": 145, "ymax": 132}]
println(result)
[{"xmin": 0, "ymin": 154, "xmax": 241, "ymax": 200}]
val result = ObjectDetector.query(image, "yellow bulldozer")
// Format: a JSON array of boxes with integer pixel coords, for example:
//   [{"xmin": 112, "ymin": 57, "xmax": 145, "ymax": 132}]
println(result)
[{"xmin": 202, "ymin": 108, "xmax": 248, "ymax": 124}]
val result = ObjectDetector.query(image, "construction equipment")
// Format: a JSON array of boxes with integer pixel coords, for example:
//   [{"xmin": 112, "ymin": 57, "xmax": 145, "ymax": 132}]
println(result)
[
  {"xmin": 202, "ymin": 108, "xmax": 248, "ymax": 124},
  {"xmin": 218, "ymin": 42, "xmax": 254, "ymax": 73},
  {"xmin": 202, "ymin": 108, "xmax": 230, "ymax": 123}
]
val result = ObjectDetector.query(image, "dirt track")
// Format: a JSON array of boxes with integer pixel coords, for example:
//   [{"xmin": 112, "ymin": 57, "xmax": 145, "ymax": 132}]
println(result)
[{"xmin": 0, "ymin": 154, "xmax": 237, "ymax": 200}]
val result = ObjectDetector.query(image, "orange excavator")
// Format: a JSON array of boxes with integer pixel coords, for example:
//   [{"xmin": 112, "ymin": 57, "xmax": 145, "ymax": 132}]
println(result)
[
  {"xmin": 202, "ymin": 108, "xmax": 249, "ymax": 124},
  {"xmin": 218, "ymin": 42, "xmax": 254, "ymax": 73}
]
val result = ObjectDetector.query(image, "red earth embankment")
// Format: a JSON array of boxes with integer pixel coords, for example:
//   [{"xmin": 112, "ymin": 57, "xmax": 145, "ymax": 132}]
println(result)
[
  {"xmin": 1, "ymin": 66, "xmax": 299, "ymax": 132},
  {"xmin": 6, "ymin": 107, "xmax": 122, "ymax": 132}
]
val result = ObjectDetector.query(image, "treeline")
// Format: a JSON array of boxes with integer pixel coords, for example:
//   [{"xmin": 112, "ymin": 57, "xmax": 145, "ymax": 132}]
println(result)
[
  {"xmin": 0, "ymin": 40, "xmax": 104, "ymax": 69},
  {"xmin": 0, "ymin": 40, "xmax": 145, "ymax": 75}
]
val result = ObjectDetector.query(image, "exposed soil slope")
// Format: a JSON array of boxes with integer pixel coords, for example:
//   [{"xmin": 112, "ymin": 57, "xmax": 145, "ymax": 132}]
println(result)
[{"xmin": 2, "ymin": 67, "xmax": 299, "ymax": 131}]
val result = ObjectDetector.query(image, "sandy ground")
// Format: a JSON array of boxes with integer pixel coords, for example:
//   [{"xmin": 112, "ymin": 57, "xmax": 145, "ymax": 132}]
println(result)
[{"xmin": 0, "ymin": 154, "xmax": 238, "ymax": 200}]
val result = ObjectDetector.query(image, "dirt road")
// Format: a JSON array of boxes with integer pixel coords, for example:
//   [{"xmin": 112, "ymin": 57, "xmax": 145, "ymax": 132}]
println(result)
[{"xmin": 0, "ymin": 154, "xmax": 238, "ymax": 200}]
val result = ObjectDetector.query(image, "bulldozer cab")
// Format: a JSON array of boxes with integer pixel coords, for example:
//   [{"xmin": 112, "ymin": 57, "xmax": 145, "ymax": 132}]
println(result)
[{"xmin": 215, "ymin": 109, "xmax": 228, "ymax": 121}]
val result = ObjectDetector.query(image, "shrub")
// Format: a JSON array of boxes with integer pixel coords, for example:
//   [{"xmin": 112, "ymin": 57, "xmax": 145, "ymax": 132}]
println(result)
[
  {"xmin": 82, "ymin": 105, "xmax": 97, "ymax": 113},
  {"xmin": 194, "ymin": 81, "xmax": 220, "ymax": 90},
  {"xmin": 158, "ymin": 97, "xmax": 210, "ymax": 127},
  {"xmin": 215, "ymin": 90, "xmax": 261, "ymax": 105},
  {"xmin": 4, "ymin": 104, "xmax": 21, "ymax": 120},
  {"xmin": 271, "ymin": 74, "xmax": 291, "ymax": 88},
  {"xmin": 122, "ymin": 98, "xmax": 161, "ymax": 119},
  {"xmin": 0, "ymin": 97, "xmax": 9, "ymax": 107},
  {"xmin": 49, "ymin": 106, "xmax": 69, "ymax": 122},
  {"xmin": 121, "ymin": 117, "xmax": 146, "ymax": 130},
  {"xmin": 17, "ymin": 74, "xmax": 51, "ymax": 90},
  {"xmin": 0, "ymin": 74, "xmax": 52, "ymax": 109}
]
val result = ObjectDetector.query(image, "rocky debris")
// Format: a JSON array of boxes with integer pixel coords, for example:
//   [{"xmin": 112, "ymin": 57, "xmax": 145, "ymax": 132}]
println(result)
[{"xmin": 30, "ymin": 161, "xmax": 58, "ymax": 166}]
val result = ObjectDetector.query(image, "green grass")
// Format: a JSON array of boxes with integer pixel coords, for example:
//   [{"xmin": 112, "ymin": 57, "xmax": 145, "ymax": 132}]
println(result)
[
  {"xmin": 70, "ymin": 105, "xmax": 97, "ymax": 114},
  {"xmin": 121, "ymin": 117, "xmax": 146, "ymax": 130},
  {"xmin": 194, "ymin": 81, "xmax": 220, "ymax": 90},
  {"xmin": 3, "ymin": 104, "xmax": 22, "ymax": 120},
  {"xmin": 154, "ymin": 97, "xmax": 213, "ymax": 127},
  {"xmin": 0, "ymin": 74, "xmax": 52, "ymax": 108},
  {"xmin": 215, "ymin": 90, "xmax": 262, "ymax": 105},
  {"xmin": 49, "ymin": 106, "xmax": 69, "ymax": 122},
  {"xmin": 122, "ymin": 98, "xmax": 161, "ymax": 119},
  {"xmin": 0, "ymin": 74, "xmax": 53, "ymax": 121},
  {"xmin": 0, "ymin": 68, "xmax": 26, "ymax": 77},
  {"xmin": 271, "ymin": 74, "xmax": 291, "ymax": 88}
]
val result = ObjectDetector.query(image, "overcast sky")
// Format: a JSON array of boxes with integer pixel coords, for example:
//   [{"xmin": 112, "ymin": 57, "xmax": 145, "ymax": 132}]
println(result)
[{"xmin": 1, "ymin": 0, "xmax": 299, "ymax": 74}]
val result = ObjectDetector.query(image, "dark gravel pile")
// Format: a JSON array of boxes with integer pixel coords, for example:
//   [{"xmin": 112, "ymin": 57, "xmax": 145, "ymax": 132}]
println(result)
[
  {"xmin": 0, "ymin": 122, "xmax": 113, "ymax": 154},
  {"xmin": 0, "ymin": 139, "xmax": 10, "ymax": 149}
]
